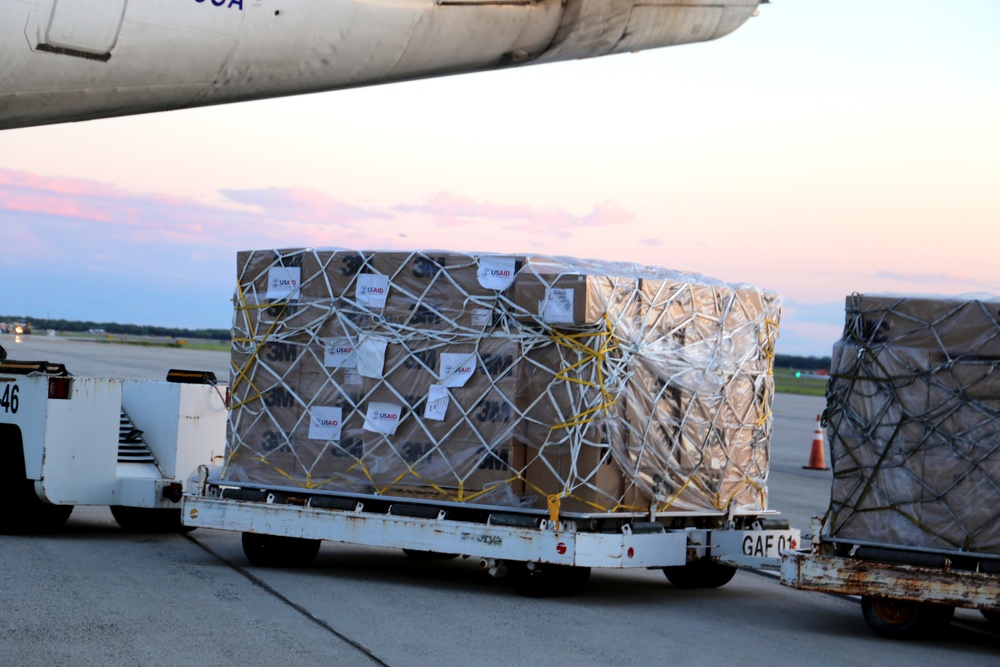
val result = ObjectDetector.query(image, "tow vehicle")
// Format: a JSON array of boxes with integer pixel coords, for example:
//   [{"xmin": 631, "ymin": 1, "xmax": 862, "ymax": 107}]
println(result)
[{"xmin": 0, "ymin": 349, "xmax": 227, "ymax": 534}]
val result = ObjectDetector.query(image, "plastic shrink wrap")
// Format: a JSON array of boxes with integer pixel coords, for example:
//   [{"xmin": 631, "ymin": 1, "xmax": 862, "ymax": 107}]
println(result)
[
  {"xmin": 826, "ymin": 293, "xmax": 1000, "ymax": 553},
  {"xmin": 223, "ymin": 249, "xmax": 781, "ymax": 514}
]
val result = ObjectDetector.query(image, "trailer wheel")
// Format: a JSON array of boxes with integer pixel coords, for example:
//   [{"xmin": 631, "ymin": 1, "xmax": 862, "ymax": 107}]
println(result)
[
  {"xmin": 860, "ymin": 597, "xmax": 955, "ymax": 640},
  {"xmin": 110, "ymin": 506, "xmax": 193, "ymax": 533},
  {"xmin": 0, "ymin": 428, "xmax": 73, "ymax": 535},
  {"xmin": 401, "ymin": 549, "xmax": 459, "ymax": 561},
  {"xmin": 241, "ymin": 532, "xmax": 321, "ymax": 568},
  {"xmin": 0, "ymin": 477, "xmax": 74, "ymax": 535},
  {"xmin": 507, "ymin": 562, "xmax": 591, "ymax": 598},
  {"xmin": 663, "ymin": 559, "xmax": 738, "ymax": 589}
]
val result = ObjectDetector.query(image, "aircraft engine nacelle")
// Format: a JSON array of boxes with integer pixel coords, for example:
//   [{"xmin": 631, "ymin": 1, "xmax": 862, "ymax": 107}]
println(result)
[{"xmin": 0, "ymin": 0, "xmax": 763, "ymax": 130}]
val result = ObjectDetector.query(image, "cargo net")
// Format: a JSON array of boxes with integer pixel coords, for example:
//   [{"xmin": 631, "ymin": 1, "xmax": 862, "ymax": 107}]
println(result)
[
  {"xmin": 223, "ymin": 249, "xmax": 780, "ymax": 515},
  {"xmin": 825, "ymin": 293, "xmax": 1000, "ymax": 553}
]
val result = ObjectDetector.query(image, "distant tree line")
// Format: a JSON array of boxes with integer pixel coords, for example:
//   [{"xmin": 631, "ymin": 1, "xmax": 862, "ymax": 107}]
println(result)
[
  {"xmin": 2, "ymin": 315, "xmax": 229, "ymax": 341},
  {"xmin": 4, "ymin": 314, "xmax": 834, "ymax": 369},
  {"xmin": 774, "ymin": 354, "xmax": 832, "ymax": 372}
]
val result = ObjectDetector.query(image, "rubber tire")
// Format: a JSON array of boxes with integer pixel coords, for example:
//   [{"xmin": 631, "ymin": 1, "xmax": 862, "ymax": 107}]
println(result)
[
  {"xmin": 242, "ymin": 532, "xmax": 321, "ymax": 568},
  {"xmin": 507, "ymin": 562, "xmax": 591, "ymax": 598},
  {"xmin": 663, "ymin": 560, "xmax": 738, "ymax": 589},
  {"xmin": 860, "ymin": 597, "xmax": 955, "ymax": 640},
  {"xmin": 981, "ymin": 610, "xmax": 1000, "ymax": 626},
  {"xmin": 0, "ymin": 476, "xmax": 74, "ymax": 535},
  {"xmin": 0, "ymin": 426, "xmax": 73, "ymax": 535},
  {"xmin": 110, "ymin": 506, "xmax": 193, "ymax": 533},
  {"xmin": 402, "ymin": 549, "xmax": 459, "ymax": 561}
]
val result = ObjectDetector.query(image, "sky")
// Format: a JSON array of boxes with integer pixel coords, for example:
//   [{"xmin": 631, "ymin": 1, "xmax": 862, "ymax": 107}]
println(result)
[{"xmin": 1, "ymin": 1, "xmax": 998, "ymax": 356}]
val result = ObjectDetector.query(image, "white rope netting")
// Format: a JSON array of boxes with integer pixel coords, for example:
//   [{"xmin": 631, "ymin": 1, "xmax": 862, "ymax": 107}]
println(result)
[
  {"xmin": 826, "ymin": 293, "xmax": 1000, "ymax": 553},
  {"xmin": 223, "ymin": 249, "xmax": 780, "ymax": 514}
]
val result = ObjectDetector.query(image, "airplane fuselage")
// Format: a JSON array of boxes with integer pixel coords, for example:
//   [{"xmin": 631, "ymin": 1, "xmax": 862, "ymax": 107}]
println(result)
[{"xmin": 0, "ymin": 0, "xmax": 762, "ymax": 129}]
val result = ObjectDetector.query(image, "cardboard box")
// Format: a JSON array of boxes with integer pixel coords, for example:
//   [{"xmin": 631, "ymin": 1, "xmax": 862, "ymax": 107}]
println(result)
[
  {"xmin": 234, "ymin": 249, "xmax": 315, "ymax": 338},
  {"xmin": 513, "ymin": 260, "xmax": 639, "ymax": 327},
  {"xmin": 363, "ymin": 427, "xmax": 525, "ymax": 502},
  {"xmin": 516, "ymin": 332, "xmax": 625, "ymax": 448},
  {"xmin": 828, "ymin": 295, "xmax": 1000, "ymax": 553},
  {"xmin": 370, "ymin": 251, "xmax": 519, "ymax": 331},
  {"xmin": 522, "ymin": 436, "xmax": 625, "ymax": 513},
  {"xmin": 226, "ymin": 249, "xmax": 782, "ymax": 514},
  {"xmin": 844, "ymin": 293, "xmax": 1000, "ymax": 356}
]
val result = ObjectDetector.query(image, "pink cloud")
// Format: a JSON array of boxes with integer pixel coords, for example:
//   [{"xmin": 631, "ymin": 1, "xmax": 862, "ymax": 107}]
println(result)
[
  {"xmin": 0, "ymin": 169, "xmax": 124, "ymax": 198},
  {"xmin": 393, "ymin": 191, "xmax": 635, "ymax": 236},
  {"xmin": 0, "ymin": 168, "xmax": 245, "ymax": 244},
  {"xmin": 580, "ymin": 202, "xmax": 636, "ymax": 227},
  {"xmin": 1, "ymin": 170, "xmax": 635, "ymax": 254},
  {"xmin": 220, "ymin": 187, "xmax": 390, "ymax": 224}
]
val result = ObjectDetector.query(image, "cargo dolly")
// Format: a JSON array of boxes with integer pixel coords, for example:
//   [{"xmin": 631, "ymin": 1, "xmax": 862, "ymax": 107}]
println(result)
[{"xmin": 185, "ymin": 467, "xmax": 799, "ymax": 597}]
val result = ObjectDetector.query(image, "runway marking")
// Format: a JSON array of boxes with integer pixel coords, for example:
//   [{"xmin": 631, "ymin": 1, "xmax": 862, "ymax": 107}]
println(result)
[{"xmin": 185, "ymin": 534, "xmax": 391, "ymax": 667}]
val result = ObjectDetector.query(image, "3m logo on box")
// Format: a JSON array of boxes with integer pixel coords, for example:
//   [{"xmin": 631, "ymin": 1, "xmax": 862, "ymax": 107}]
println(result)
[
  {"xmin": 364, "ymin": 401, "xmax": 402, "ymax": 435},
  {"xmin": 264, "ymin": 342, "xmax": 299, "ymax": 364},
  {"xmin": 309, "ymin": 406, "xmax": 343, "ymax": 440}
]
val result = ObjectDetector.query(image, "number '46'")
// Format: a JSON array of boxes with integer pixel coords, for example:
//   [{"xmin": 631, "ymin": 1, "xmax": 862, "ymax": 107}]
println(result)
[{"xmin": 1, "ymin": 384, "xmax": 19, "ymax": 414}]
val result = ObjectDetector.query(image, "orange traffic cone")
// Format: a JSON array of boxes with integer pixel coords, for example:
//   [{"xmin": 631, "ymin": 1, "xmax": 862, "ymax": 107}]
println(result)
[{"xmin": 803, "ymin": 414, "xmax": 829, "ymax": 470}]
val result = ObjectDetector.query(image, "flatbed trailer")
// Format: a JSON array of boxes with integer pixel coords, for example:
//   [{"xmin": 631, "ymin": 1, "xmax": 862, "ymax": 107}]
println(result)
[
  {"xmin": 185, "ymin": 470, "xmax": 800, "ymax": 597},
  {"xmin": 781, "ymin": 522, "xmax": 1000, "ymax": 638}
]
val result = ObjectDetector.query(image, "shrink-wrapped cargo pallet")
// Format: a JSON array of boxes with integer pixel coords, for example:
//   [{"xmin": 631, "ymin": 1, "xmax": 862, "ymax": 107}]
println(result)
[
  {"xmin": 826, "ymin": 293, "xmax": 1000, "ymax": 553},
  {"xmin": 223, "ymin": 249, "xmax": 781, "ymax": 515}
]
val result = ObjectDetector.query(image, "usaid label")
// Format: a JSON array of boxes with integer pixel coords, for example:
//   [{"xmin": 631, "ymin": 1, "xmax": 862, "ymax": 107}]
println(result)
[
  {"xmin": 266, "ymin": 267, "xmax": 301, "ymax": 299},
  {"xmin": 355, "ymin": 273, "xmax": 390, "ymax": 308},
  {"xmin": 439, "ymin": 352, "xmax": 477, "ymax": 388},
  {"xmin": 308, "ymin": 406, "xmax": 343, "ymax": 441},
  {"xmin": 364, "ymin": 401, "xmax": 402, "ymax": 435},
  {"xmin": 477, "ymin": 256, "xmax": 517, "ymax": 290},
  {"xmin": 542, "ymin": 287, "xmax": 575, "ymax": 324},
  {"xmin": 324, "ymin": 338, "xmax": 357, "ymax": 368}
]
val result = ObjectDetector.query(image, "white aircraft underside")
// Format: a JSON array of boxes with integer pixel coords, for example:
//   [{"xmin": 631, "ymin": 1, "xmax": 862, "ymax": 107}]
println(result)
[{"xmin": 0, "ymin": 0, "xmax": 762, "ymax": 130}]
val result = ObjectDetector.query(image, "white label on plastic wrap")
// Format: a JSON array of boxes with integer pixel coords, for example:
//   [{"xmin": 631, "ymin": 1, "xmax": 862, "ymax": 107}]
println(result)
[
  {"xmin": 424, "ymin": 385, "xmax": 449, "ymax": 421},
  {"xmin": 364, "ymin": 401, "xmax": 402, "ymax": 434},
  {"xmin": 309, "ymin": 406, "xmax": 343, "ymax": 441},
  {"xmin": 323, "ymin": 338, "xmax": 357, "ymax": 368},
  {"xmin": 542, "ymin": 288, "xmax": 575, "ymax": 323},
  {"xmin": 356, "ymin": 335, "xmax": 388, "ymax": 379},
  {"xmin": 355, "ymin": 273, "xmax": 390, "ymax": 308},
  {"xmin": 472, "ymin": 308, "xmax": 492, "ymax": 327},
  {"xmin": 477, "ymin": 256, "xmax": 517, "ymax": 290},
  {"xmin": 265, "ymin": 267, "xmax": 301, "ymax": 299},
  {"xmin": 439, "ymin": 352, "xmax": 477, "ymax": 388}
]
